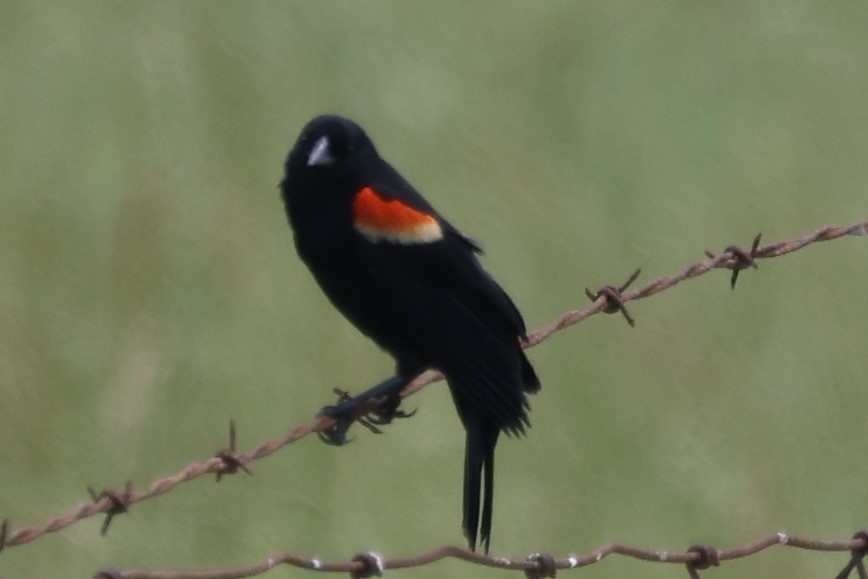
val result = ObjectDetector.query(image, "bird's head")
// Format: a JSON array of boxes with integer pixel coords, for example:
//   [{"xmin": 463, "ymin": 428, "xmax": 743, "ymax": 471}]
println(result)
[{"xmin": 282, "ymin": 115, "xmax": 378, "ymax": 196}]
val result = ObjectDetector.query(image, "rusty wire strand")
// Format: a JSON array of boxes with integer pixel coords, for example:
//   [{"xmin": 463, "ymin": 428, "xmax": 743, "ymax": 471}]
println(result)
[
  {"xmin": 2, "ymin": 220, "xmax": 866, "ymax": 553},
  {"xmin": 92, "ymin": 532, "xmax": 868, "ymax": 578}
]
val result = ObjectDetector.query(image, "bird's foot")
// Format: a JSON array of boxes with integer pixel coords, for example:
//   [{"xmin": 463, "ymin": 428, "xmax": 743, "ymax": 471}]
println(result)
[
  {"xmin": 367, "ymin": 393, "xmax": 416, "ymax": 425},
  {"xmin": 317, "ymin": 388, "xmax": 367, "ymax": 446},
  {"xmin": 317, "ymin": 386, "xmax": 416, "ymax": 446}
]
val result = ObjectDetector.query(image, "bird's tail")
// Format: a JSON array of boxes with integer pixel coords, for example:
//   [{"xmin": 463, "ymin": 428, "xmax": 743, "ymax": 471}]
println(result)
[{"xmin": 463, "ymin": 421, "xmax": 500, "ymax": 553}]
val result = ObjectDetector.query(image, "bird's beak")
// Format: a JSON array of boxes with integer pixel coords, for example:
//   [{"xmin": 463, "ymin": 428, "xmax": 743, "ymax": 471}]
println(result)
[{"xmin": 307, "ymin": 136, "xmax": 335, "ymax": 167}]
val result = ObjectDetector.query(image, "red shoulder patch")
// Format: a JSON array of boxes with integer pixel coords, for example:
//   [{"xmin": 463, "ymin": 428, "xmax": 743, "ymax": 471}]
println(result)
[{"xmin": 352, "ymin": 186, "xmax": 443, "ymax": 244}]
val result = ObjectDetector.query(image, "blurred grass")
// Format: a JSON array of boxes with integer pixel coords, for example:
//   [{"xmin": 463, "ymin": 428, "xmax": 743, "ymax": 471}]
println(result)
[{"xmin": 1, "ymin": 2, "xmax": 867, "ymax": 577}]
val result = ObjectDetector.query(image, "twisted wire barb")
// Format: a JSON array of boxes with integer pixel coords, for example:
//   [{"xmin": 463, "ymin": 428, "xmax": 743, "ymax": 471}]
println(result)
[
  {"xmin": 92, "ymin": 531, "xmax": 868, "ymax": 578},
  {"xmin": 3, "ymin": 220, "xmax": 866, "ymax": 552}
]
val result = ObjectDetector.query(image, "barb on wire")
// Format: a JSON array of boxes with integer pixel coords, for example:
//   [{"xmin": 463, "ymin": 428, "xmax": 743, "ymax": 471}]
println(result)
[
  {"xmin": 0, "ymin": 518, "xmax": 8, "ymax": 554},
  {"xmin": 704, "ymin": 232, "xmax": 761, "ymax": 289},
  {"xmin": 92, "ymin": 530, "xmax": 868, "ymax": 579},
  {"xmin": 2, "ymin": 220, "xmax": 866, "ymax": 552},
  {"xmin": 584, "ymin": 268, "xmax": 641, "ymax": 326},
  {"xmin": 215, "ymin": 420, "xmax": 253, "ymax": 483},
  {"xmin": 86, "ymin": 481, "xmax": 132, "ymax": 537},
  {"xmin": 836, "ymin": 531, "xmax": 868, "ymax": 579}
]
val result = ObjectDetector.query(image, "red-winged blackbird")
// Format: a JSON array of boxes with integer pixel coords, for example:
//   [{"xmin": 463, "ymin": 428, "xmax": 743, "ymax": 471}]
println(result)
[{"xmin": 280, "ymin": 115, "xmax": 540, "ymax": 553}]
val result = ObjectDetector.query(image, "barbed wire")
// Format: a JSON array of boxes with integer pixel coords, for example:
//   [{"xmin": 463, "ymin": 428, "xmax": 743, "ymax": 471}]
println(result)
[
  {"xmin": 1, "ymin": 220, "xmax": 865, "ymax": 574},
  {"xmin": 89, "ymin": 530, "xmax": 868, "ymax": 579}
]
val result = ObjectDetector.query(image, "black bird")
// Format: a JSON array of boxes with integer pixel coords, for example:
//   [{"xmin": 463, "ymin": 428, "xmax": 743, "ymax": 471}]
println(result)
[{"xmin": 280, "ymin": 115, "xmax": 540, "ymax": 552}]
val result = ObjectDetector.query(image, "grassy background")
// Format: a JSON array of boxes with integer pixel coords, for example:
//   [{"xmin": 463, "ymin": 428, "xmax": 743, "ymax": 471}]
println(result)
[{"xmin": 1, "ymin": 2, "xmax": 867, "ymax": 577}]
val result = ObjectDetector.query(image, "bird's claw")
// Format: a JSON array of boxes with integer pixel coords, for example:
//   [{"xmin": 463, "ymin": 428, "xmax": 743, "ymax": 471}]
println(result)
[
  {"xmin": 316, "ymin": 413, "xmax": 355, "ymax": 446},
  {"xmin": 368, "ymin": 404, "xmax": 417, "ymax": 425},
  {"xmin": 316, "ymin": 387, "xmax": 416, "ymax": 445},
  {"xmin": 317, "ymin": 390, "xmax": 359, "ymax": 445}
]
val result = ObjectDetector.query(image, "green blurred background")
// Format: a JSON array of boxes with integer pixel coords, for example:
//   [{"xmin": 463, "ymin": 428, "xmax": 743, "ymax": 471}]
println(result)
[{"xmin": 1, "ymin": 2, "xmax": 866, "ymax": 577}]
